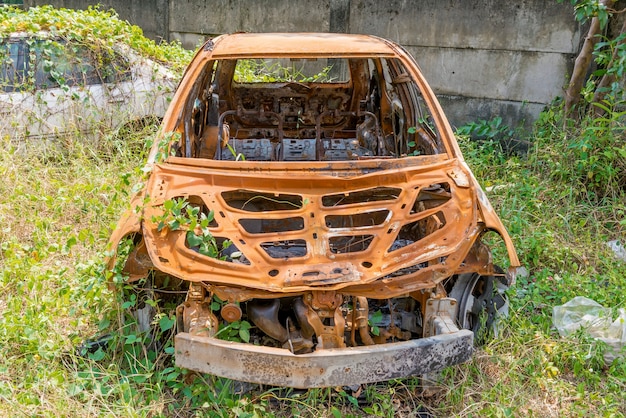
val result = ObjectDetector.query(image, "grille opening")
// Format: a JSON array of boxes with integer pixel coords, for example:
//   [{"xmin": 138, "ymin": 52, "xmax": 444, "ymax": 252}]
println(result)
[
  {"xmin": 261, "ymin": 239, "xmax": 308, "ymax": 259},
  {"xmin": 322, "ymin": 187, "xmax": 401, "ymax": 207},
  {"xmin": 222, "ymin": 189, "xmax": 303, "ymax": 212},
  {"xmin": 410, "ymin": 183, "xmax": 451, "ymax": 214},
  {"xmin": 325, "ymin": 210, "xmax": 389, "ymax": 228},
  {"xmin": 239, "ymin": 217, "xmax": 305, "ymax": 234},
  {"xmin": 172, "ymin": 195, "xmax": 218, "ymax": 227},
  {"xmin": 329, "ymin": 235, "xmax": 374, "ymax": 254},
  {"xmin": 219, "ymin": 238, "xmax": 251, "ymax": 264},
  {"xmin": 185, "ymin": 235, "xmax": 250, "ymax": 265},
  {"xmin": 388, "ymin": 211, "xmax": 447, "ymax": 252}
]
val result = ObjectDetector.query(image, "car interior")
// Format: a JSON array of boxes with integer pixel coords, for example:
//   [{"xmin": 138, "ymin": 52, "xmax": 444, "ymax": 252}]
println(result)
[{"xmin": 175, "ymin": 56, "xmax": 446, "ymax": 161}]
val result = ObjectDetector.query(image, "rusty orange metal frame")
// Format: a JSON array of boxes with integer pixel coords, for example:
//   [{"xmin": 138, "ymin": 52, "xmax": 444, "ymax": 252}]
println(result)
[{"xmin": 106, "ymin": 33, "xmax": 520, "ymax": 387}]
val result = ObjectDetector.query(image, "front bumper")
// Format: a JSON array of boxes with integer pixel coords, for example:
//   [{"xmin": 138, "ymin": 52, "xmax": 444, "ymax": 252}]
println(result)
[{"xmin": 175, "ymin": 328, "xmax": 474, "ymax": 388}]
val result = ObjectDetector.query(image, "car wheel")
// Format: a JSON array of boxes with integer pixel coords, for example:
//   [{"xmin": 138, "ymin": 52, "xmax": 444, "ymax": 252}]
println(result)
[{"xmin": 449, "ymin": 271, "xmax": 509, "ymax": 344}]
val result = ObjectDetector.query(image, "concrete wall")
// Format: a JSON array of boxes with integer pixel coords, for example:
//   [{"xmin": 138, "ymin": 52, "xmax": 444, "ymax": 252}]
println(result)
[
  {"xmin": 348, "ymin": 0, "xmax": 580, "ymax": 129},
  {"xmin": 25, "ymin": 0, "xmax": 582, "ymax": 130}
]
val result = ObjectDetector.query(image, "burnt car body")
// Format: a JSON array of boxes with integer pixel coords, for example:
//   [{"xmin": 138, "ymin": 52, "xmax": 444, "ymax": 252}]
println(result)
[{"xmin": 107, "ymin": 33, "xmax": 520, "ymax": 388}]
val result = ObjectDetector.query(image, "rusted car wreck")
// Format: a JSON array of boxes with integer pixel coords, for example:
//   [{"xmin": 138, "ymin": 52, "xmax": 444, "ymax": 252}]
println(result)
[{"xmin": 107, "ymin": 33, "xmax": 520, "ymax": 388}]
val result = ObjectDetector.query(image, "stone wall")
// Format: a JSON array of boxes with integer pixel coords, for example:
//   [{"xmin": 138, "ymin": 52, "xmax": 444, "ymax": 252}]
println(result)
[{"xmin": 25, "ymin": 0, "xmax": 582, "ymax": 129}]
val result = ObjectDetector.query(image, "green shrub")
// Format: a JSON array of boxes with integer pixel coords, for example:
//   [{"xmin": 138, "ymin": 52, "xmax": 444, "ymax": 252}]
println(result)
[{"xmin": 0, "ymin": 5, "xmax": 193, "ymax": 73}]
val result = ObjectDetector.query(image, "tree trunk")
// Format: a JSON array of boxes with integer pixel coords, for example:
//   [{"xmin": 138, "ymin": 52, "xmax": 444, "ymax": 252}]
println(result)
[{"xmin": 564, "ymin": 0, "xmax": 616, "ymax": 118}]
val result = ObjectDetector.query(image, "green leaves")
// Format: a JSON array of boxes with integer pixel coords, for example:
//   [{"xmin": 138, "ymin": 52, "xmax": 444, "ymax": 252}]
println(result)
[
  {"xmin": 153, "ymin": 133, "xmax": 179, "ymax": 163},
  {"xmin": 233, "ymin": 58, "xmax": 336, "ymax": 83},
  {"xmin": 238, "ymin": 324, "xmax": 251, "ymax": 343},
  {"xmin": 154, "ymin": 197, "xmax": 196, "ymax": 231},
  {"xmin": 185, "ymin": 231, "xmax": 204, "ymax": 247},
  {"xmin": 0, "ymin": 5, "xmax": 193, "ymax": 73},
  {"xmin": 369, "ymin": 310, "xmax": 383, "ymax": 337},
  {"xmin": 159, "ymin": 315, "xmax": 176, "ymax": 333},
  {"xmin": 215, "ymin": 320, "xmax": 252, "ymax": 343},
  {"xmin": 574, "ymin": 0, "xmax": 610, "ymax": 28},
  {"xmin": 121, "ymin": 293, "xmax": 137, "ymax": 309},
  {"xmin": 155, "ymin": 197, "xmax": 188, "ymax": 231},
  {"xmin": 456, "ymin": 116, "xmax": 513, "ymax": 142},
  {"xmin": 152, "ymin": 196, "xmax": 231, "ymax": 260}
]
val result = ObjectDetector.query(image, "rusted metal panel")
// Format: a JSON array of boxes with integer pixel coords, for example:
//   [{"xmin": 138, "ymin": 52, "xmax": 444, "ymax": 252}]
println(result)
[
  {"xmin": 208, "ymin": 33, "xmax": 398, "ymax": 58},
  {"xmin": 175, "ymin": 328, "xmax": 474, "ymax": 388},
  {"xmin": 139, "ymin": 158, "xmax": 478, "ymax": 296}
]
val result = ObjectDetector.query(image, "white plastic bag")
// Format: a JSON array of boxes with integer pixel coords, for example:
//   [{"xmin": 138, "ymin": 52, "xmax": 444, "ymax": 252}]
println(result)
[
  {"xmin": 553, "ymin": 296, "xmax": 625, "ymax": 363},
  {"xmin": 603, "ymin": 308, "xmax": 626, "ymax": 363}
]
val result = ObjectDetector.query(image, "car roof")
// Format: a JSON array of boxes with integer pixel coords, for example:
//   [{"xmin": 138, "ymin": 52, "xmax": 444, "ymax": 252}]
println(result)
[{"xmin": 208, "ymin": 33, "xmax": 399, "ymax": 58}]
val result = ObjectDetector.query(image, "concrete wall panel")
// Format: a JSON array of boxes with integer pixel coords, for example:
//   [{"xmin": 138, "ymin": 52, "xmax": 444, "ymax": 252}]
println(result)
[
  {"xmin": 439, "ymin": 95, "xmax": 545, "ymax": 131},
  {"xmin": 25, "ymin": 0, "xmax": 581, "ymax": 128},
  {"xmin": 349, "ymin": 0, "xmax": 580, "ymax": 53},
  {"xmin": 408, "ymin": 46, "xmax": 571, "ymax": 103},
  {"xmin": 169, "ymin": 0, "xmax": 331, "ymax": 43}
]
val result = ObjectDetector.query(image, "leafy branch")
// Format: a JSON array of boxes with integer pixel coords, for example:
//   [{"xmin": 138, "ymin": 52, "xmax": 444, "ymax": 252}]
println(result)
[{"xmin": 151, "ymin": 197, "xmax": 232, "ymax": 258}]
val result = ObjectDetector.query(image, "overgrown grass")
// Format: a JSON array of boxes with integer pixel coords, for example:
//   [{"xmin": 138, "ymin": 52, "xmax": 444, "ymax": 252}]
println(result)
[
  {"xmin": 436, "ymin": 115, "xmax": 626, "ymax": 416},
  {"xmin": 0, "ymin": 27, "xmax": 625, "ymax": 414},
  {"xmin": 0, "ymin": 6, "xmax": 622, "ymax": 418},
  {"xmin": 1, "ymin": 105, "xmax": 624, "ymax": 416}
]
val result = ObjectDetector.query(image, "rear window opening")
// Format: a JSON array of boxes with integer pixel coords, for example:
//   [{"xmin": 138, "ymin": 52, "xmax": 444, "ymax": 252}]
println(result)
[
  {"xmin": 232, "ymin": 58, "xmax": 350, "ymax": 84},
  {"xmin": 177, "ymin": 56, "xmax": 445, "ymax": 161}
]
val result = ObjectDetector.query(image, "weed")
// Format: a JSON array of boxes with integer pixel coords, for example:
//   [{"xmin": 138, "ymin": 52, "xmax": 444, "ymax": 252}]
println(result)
[
  {"xmin": 0, "ymin": 6, "xmax": 193, "ymax": 73},
  {"xmin": 1, "ymin": 102, "xmax": 625, "ymax": 416},
  {"xmin": 456, "ymin": 116, "xmax": 513, "ymax": 142},
  {"xmin": 151, "ymin": 196, "xmax": 232, "ymax": 259}
]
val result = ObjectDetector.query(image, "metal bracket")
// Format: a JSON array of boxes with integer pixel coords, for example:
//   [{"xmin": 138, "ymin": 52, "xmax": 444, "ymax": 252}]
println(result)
[{"xmin": 423, "ymin": 297, "xmax": 459, "ymax": 338}]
